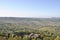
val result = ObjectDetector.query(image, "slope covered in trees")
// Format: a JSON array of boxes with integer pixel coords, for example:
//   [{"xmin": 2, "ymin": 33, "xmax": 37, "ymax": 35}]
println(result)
[{"xmin": 0, "ymin": 17, "xmax": 60, "ymax": 40}]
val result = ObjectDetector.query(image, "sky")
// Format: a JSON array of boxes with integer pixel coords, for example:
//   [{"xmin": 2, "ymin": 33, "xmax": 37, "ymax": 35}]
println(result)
[{"xmin": 0, "ymin": 0, "xmax": 60, "ymax": 18}]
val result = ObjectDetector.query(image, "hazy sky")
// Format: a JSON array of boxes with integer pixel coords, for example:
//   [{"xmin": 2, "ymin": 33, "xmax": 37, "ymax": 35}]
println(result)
[{"xmin": 0, "ymin": 0, "xmax": 60, "ymax": 18}]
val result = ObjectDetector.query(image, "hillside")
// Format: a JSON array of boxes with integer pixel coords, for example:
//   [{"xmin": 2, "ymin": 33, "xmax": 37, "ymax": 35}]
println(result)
[{"xmin": 0, "ymin": 17, "xmax": 60, "ymax": 34}]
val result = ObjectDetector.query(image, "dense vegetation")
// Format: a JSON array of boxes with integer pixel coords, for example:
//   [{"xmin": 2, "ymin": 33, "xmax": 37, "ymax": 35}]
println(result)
[{"xmin": 0, "ymin": 17, "xmax": 60, "ymax": 40}]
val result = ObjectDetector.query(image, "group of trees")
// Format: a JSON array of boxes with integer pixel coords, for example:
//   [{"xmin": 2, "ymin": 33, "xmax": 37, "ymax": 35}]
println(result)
[{"xmin": 0, "ymin": 31, "xmax": 60, "ymax": 40}]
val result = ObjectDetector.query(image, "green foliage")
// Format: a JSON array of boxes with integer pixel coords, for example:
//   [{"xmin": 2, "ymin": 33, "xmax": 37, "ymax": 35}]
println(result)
[{"xmin": 0, "ymin": 17, "xmax": 60, "ymax": 40}]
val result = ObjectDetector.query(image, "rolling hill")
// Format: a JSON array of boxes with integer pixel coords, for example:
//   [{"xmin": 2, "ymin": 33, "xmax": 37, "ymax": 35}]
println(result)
[{"xmin": 0, "ymin": 17, "xmax": 60, "ymax": 34}]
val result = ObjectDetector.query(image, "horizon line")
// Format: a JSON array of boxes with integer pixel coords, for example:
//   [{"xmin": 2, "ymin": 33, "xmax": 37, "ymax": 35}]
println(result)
[{"xmin": 0, "ymin": 16, "xmax": 60, "ymax": 18}]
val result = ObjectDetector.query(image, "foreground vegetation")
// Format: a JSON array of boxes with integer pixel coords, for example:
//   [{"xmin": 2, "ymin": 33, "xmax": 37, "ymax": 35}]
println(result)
[{"xmin": 0, "ymin": 31, "xmax": 60, "ymax": 40}]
